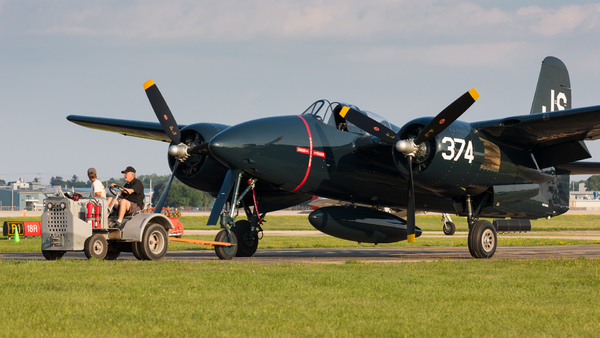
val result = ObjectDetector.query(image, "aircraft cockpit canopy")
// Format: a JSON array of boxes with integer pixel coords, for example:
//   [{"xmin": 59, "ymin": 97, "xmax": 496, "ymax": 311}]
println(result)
[{"xmin": 302, "ymin": 100, "xmax": 397, "ymax": 136}]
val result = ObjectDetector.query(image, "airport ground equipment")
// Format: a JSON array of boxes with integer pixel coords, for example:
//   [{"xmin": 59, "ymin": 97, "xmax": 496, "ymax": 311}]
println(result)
[
  {"xmin": 145, "ymin": 207, "xmax": 184, "ymax": 237},
  {"xmin": 40, "ymin": 187, "xmax": 173, "ymax": 261}
]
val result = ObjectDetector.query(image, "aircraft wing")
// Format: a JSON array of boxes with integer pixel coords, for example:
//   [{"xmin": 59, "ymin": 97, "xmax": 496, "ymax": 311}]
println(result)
[
  {"xmin": 67, "ymin": 115, "xmax": 183, "ymax": 142},
  {"xmin": 472, "ymin": 105, "xmax": 600, "ymax": 168}
]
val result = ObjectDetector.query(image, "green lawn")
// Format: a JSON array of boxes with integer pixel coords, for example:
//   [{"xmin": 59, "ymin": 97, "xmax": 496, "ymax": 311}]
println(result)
[
  {"xmin": 5, "ymin": 214, "xmax": 600, "ymax": 232},
  {"xmin": 177, "ymin": 214, "xmax": 600, "ymax": 231},
  {"xmin": 1, "ymin": 259, "xmax": 599, "ymax": 336}
]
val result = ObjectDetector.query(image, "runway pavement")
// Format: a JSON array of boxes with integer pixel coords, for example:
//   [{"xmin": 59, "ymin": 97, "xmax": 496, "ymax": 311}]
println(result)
[{"xmin": 1, "ymin": 245, "xmax": 599, "ymax": 263}]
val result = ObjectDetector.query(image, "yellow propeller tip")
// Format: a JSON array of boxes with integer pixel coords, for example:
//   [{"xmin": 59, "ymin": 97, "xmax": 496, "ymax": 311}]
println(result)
[
  {"xmin": 339, "ymin": 106, "xmax": 350, "ymax": 118},
  {"xmin": 469, "ymin": 88, "xmax": 480, "ymax": 101},
  {"xmin": 407, "ymin": 234, "xmax": 415, "ymax": 243},
  {"xmin": 143, "ymin": 79, "xmax": 155, "ymax": 90}
]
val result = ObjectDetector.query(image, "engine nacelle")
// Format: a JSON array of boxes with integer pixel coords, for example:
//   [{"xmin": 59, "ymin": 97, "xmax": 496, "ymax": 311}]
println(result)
[
  {"xmin": 169, "ymin": 123, "xmax": 230, "ymax": 195},
  {"xmin": 308, "ymin": 206, "xmax": 422, "ymax": 243},
  {"xmin": 396, "ymin": 118, "xmax": 555, "ymax": 198}
]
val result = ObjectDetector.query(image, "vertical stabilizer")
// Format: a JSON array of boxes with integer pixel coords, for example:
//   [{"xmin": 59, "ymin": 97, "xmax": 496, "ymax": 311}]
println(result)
[{"xmin": 530, "ymin": 56, "xmax": 571, "ymax": 114}]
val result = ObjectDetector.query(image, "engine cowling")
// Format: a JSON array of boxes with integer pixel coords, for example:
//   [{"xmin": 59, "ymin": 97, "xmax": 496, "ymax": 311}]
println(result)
[
  {"xmin": 308, "ymin": 206, "xmax": 422, "ymax": 243},
  {"xmin": 169, "ymin": 123, "xmax": 230, "ymax": 195},
  {"xmin": 394, "ymin": 118, "xmax": 554, "ymax": 198}
]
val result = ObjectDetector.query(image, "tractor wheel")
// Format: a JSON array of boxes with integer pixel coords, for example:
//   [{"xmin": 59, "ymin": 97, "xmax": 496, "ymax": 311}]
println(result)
[
  {"xmin": 140, "ymin": 223, "xmax": 168, "ymax": 261},
  {"xmin": 42, "ymin": 250, "xmax": 65, "ymax": 260},
  {"xmin": 104, "ymin": 243, "xmax": 121, "ymax": 260},
  {"xmin": 214, "ymin": 230, "xmax": 237, "ymax": 260},
  {"xmin": 84, "ymin": 234, "xmax": 108, "ymax": 259},
  {"xmin": 132, "ymin": 242, "xmax": 145, "ymax": 260}
]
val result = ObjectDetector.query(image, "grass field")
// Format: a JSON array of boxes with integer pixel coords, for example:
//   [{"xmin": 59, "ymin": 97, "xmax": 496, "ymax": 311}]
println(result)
[
  {"xmin": 176, "ymin": 214, "xmax": 600, "ymax": 231},
  {"xmin": 1, "ymin": 259, "xmax": 599, "ymax": 336},
  {"xmin": 3, "ymin": 215, "xmax": 600, "ymax": 253},
  {"xmin": 2, "ymin": 215, "xmax": 600, "ymax": 336},
  {"xmin": 5, "ymin": 214, "xmax": 600, "ymax": 231}
]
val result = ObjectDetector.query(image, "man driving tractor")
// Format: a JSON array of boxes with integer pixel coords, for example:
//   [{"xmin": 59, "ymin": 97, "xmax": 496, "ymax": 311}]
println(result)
[{"xmin": 107, "ymin": 166, "xmax": 144, "ymax": 226}]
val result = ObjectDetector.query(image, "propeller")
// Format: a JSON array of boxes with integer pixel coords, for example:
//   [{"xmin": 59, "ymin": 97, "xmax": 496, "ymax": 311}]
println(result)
[
  {"xmin": 144, "ymin": 79, "xmax": 238, "ymax": 223},
  {"xmin": 143, "ymin": 79, "xmax": 187, "ymax": 213},
  {"xmin": 144, "ymin": 79, "xmax": 181, "ymax": 144},
  {"xmin": 340, "ymin": 89, "xmax": 479, "ymax": 242}
]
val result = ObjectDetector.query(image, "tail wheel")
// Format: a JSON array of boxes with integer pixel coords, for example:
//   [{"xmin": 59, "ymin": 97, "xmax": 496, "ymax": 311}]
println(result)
[
  {"xmin": 84, "ymin": 234, "xmax": 108, "ymax": 259},
  {"xmin": 443, "ymin": 221, "xmax": 456, "ymax": 236},
  {"xmin": 214, "ymin": 230, "xmax": 237, "ymax": 260},
  {"xmin": 140, "ymin": 223, "xmax": 169, "ymax": 261},
  {"xmin": 468, "ymin": 220, "xmax": 497, "ymax": 258},
  {"xmin": 231, "ymin": 220, "xmax": 258, "ymax": 257}
]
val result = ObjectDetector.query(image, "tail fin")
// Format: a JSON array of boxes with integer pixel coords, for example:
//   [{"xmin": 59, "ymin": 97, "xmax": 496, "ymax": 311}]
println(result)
[{"xmin": 530, "ymin": 56, "xmax": 571, "ymax": 114}]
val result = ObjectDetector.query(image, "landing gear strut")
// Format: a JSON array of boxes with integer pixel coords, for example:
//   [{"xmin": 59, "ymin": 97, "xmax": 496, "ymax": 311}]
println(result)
[
  {"xmin": 464, "ymin": 194, "xmax": 497, "ymax": 258},
  {"xmin": 214, "ymin": 173, "xmax": 262, "ymax": 259}
]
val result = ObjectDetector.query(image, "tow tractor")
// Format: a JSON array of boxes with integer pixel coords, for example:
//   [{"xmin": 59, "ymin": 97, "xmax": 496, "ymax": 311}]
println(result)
[{"xmin": 41, "ymin": 186, "xmax": 173, "ymax": 261}]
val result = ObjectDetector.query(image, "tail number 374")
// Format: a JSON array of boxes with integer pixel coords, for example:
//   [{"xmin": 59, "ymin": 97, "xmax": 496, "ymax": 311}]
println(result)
[{"xmin": 441, "ymin": 137, "xmax": 474, "ymax": 164}]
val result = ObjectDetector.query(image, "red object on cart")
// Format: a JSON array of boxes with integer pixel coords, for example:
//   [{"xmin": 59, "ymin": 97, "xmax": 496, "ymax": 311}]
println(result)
[{"xmin": 145, "ymin": 207, "xmax": 184, "ymax": 237}]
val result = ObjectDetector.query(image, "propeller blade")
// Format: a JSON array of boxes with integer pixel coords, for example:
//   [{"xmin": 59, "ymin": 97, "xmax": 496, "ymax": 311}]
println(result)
[
  {"xmin": 339, "ymin": 106, "xmax": 398, "ymax": 143},
  {"xmin": 207, "ymin": 169, "xmax": 240, "ymax": 225},
  {"xmin": 415, "ymin": 88, "xmax": 479, "ymax": 144},
  {"xmin": 406, "ymin": 155, "xmax": 416, "ymax": 242},
  {"xmin": 154, "ymin": 161, "xmax": 179, "ymax": 214},
  {"xmin": 144, "ymin": 79, "xmax": 181, "ymax": 144}
]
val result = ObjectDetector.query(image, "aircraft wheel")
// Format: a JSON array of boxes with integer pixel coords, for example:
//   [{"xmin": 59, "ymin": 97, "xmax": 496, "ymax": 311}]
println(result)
[
  {"xmin": 140, "ymin": 223, "xmax": 169, "ymax": 261},
  {"xmin": 232, "ymin": 220, "xmax": 258, "ymax": 257},
  {"xmin": 443, "ymin": 221, "xmax": 456, "ymax": 236},
  {"xmin": 84, "ymin": 234, "xmax": 108, "ymax": 259},
  {"xmin": 468, "ymin": 220, "xmax": 497, "ymax": 259},
  {"xmin": 104, "ymin": 243, "xmax": 121, "ymax": 260},
  {"xmin": 42, "ymin": 250, "xmax": 65, "ymax": 260},
  {"xmin": 214, "ymin": 230, "xmax": 237, "ymax": 260}
]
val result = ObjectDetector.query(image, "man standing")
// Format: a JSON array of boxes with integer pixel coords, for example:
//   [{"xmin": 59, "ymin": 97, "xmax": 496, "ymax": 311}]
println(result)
[
  {"xmin": 87, "ymin": 168, "xmax": 106, "ymax": 198},
  {"xmin": 107, "ymin": 166, "xmax": 144, "ymax": 225}
]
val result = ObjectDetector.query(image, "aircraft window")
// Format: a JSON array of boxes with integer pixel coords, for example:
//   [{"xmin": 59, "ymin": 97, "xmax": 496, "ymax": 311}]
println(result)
[
  {"xmin": 302, "ymin": 100, "xmax": 396, "ymax": 135},
  {"xmin": 302, "ymin": 100, "xmax": 333, "ymax": 122}
]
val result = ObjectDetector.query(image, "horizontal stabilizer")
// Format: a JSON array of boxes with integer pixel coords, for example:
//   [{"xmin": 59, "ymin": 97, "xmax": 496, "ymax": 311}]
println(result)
[
  {"xmin": 67, "ymin": 115, "xmax": 184, "ymax": 142},
  {"xmin": 555, "ymin": 162, "xmax": 600, "ymax": 175},
  {"xmin": 475, "ymin": 105, "xmax": 600, "ymax": 167}
]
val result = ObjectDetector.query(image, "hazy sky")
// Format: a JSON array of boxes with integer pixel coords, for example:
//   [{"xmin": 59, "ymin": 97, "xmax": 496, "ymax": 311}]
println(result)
[{"xmin": 2, "ymin": 0, "xmax": 600, "ymax": 184}]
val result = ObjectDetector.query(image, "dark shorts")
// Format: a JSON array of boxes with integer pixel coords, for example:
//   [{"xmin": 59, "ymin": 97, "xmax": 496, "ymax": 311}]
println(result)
[{"xmin": 128, "ymin": 202, "xmax": 141, "ymax": 214}]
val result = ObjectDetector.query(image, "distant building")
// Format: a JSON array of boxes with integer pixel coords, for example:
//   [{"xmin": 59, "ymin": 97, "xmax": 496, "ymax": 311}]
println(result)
[{"xmin": 0, "ymin": 178, "xmax": 53, "ymax": 211}]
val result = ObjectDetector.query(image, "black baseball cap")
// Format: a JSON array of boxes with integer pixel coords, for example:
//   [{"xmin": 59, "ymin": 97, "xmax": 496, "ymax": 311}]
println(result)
[{"xmin": 121, "ymin": 166, "xmax": 136, "ymax": 174}]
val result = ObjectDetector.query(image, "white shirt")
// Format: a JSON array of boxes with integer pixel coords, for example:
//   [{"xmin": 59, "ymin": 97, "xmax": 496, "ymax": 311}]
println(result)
[{"xmin": 91, "ymin": 179, "xmax": 106, "ymax": 198}]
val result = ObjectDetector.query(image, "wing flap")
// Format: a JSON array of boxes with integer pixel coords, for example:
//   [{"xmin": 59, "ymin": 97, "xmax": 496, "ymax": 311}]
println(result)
[{"xmin": 67, "ymin": 115, "xmax": 184, "ymax": 142}]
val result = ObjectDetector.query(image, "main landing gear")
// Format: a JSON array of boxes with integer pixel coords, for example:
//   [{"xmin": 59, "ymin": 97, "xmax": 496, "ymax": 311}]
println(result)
[
  {"xmin": 464, "ymin": 194, "xmax": 497, "ymax": 259},
  {"xmin": 214, "ymin": 175, "xmax": 263, "ymax": 260}
]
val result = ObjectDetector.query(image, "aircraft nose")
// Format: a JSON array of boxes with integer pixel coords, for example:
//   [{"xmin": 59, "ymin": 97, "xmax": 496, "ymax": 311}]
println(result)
[
  {"xmin": 209, "ymin": 122, "xmax": 257, "ymax": 170},
  {"xmin": 208, "ymin": 115, "xmax": 321, "ymax": 190},
  {"xmin": 208, "ymin": 116, "xmax": 298, "ymax": 170}
]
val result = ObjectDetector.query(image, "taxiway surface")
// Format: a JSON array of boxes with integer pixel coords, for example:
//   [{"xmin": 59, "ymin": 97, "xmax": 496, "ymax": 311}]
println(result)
[{"xmin": 2, "ymin": 244, "xmax": 599, "ymax": 263}]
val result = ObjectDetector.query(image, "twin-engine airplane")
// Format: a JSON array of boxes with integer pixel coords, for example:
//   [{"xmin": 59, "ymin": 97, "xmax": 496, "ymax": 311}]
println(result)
[{"xmin": 68, "ymin": 56, "xmax": 600, "ymax": 259}]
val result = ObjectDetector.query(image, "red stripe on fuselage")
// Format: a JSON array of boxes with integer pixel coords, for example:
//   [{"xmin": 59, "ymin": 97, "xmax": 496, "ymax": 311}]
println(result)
[{"xmin": 291, "ymin": 115, "xmax": 313, "ymax": 192}]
